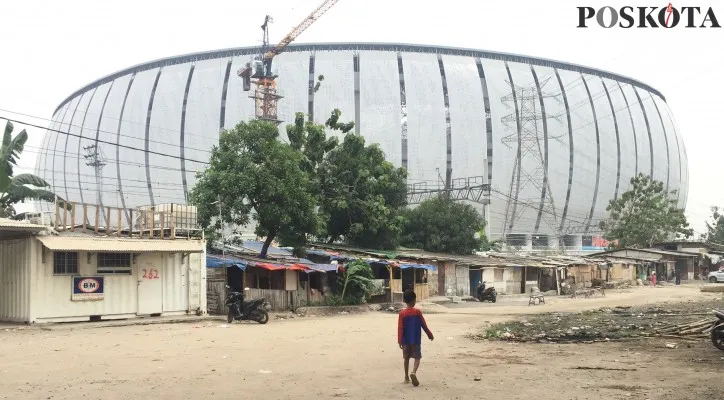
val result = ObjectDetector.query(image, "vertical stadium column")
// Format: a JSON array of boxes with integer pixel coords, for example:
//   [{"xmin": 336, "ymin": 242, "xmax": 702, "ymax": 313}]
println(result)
[
  {"xmin": 662, "ymin": 102, "xmax": 682, "ymax": 204},
  {"xmin": 397, "ymin": 52, "xmax": 408, "ymax": 174},
  {"xmin": 617, "ymin": 82, "xmax": 639, "ymax": 176},
  {"xmin": 144, "ymin": 68, "xmax": 164, "ymax": 207},
  {"xmin": 530, "ymin": 66, "xmax": 549, "ymax": 233},
  {"xmin": 601, "ymin": 79, "xmax": 622, "ymax": 200},
  {"xmin": 651, "ymin": 96, "xmax": 672, "ymax": 192},
  {"xmin": 475, "ymin": 59, "xmax": 493, "ymax": 187},
  {"xmin": 633, "ymin": 88, "xmax": 655, "ymax": 179},
  {"xmin": 64, "ymin": 89, "xmax": 95, "ymax": 203},
  {"xmin": 581, "ymin": 74, "xmax": 601, "ymax": 233},
  {"xmin": 436, "ymin": 54, "xmax": 452, "ymax": 186},
  {"xmin": 308, "ymin": 54, "xmax": 316, "ymax": 122},
  {"xmin": 503, "ymin": 61, "xmax": 521, "ymax": 233},
  {"xmin": 180, "ymin": 64, "xmax": 196, "ymax": 203},
  {"xmin": 51, "ymin": 102, "xmax": 73, "ymax": 196},
  {"xmin": 219, "ymin": 59, "xmax": 233, "ymax": 130},
  {"xmin": 92, "ymin": 80, "xmax": 115, "ymax": 219},
  {"xmin": 553, "ymin": 69, "xmax": 574, "ymax": 232},
  {"xmin": 353, "ymin": 53, "xmax": 361, "ymax": 134},
  {"xmin": 116, "ymin": 73, "xmax": 136, "ymax": 224}
]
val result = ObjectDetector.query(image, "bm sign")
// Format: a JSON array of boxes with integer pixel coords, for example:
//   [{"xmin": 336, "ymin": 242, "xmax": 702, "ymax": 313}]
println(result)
[{"xmin": 72, "ymin": 276, "xmax": 105, "ymax": 301}]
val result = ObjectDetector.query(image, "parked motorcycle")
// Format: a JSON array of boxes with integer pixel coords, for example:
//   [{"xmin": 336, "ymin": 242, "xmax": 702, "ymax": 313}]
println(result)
[
  {"xmin": 711, "ymin": 309, "xmax": 724, "ymax": 351},
  {"xmin": 225, "ymin": 285, "xmax": 270, "ymax": 324},
  {"xmin": 476, "ymin": 282, "xmax": 497, "ymax": 303}
]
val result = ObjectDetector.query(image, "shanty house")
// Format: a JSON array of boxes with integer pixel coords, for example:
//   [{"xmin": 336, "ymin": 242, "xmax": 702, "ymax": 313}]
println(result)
[
  {"xmin": 589, "ymin": 248, "xmax": 699, "ymax": 281},
  {"xmin": 0, "ymin": 217, "xmax": 207, "ymax": 324}
]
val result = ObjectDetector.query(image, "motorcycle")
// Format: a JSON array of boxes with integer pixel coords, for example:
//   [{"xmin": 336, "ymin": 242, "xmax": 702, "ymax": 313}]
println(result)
[
  {"xmin": 711, "ymin": 309, "xmax": 724, "ymax": 351},
  {"xmin": 476, "ymin": 282, "xmax": 497, "ymax": 303},
  {"xmin": 225, "ymin": 285, "xmax": 270, "ymax": 324}
]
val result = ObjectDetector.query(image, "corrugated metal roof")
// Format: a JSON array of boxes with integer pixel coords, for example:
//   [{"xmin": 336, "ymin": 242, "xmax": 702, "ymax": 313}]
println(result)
[
  {"xmin": 36, "ymin": 236, "xmax": 205, "ymax": 253},
  {"xmin": 0, "ymin": 218, "xmax": 49, "ymax": 231}
]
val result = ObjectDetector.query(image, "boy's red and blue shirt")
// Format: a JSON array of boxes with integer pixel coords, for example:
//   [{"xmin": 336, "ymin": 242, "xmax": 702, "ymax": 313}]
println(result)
[{"xmin": 398, "ymin": 307, "xmax": 432, "ymax": 345}]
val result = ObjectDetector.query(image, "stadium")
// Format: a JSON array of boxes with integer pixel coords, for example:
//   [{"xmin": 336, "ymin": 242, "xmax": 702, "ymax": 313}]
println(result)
[{"xmin": 35, "ymin": 43, "xmax": 688, "ymax": 250}]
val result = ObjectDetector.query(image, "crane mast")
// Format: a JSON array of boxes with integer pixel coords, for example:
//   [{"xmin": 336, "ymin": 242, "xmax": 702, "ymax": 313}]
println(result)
[{"xmin": 238, "ymin": 0, "xmax": 340, "ymax": 124}]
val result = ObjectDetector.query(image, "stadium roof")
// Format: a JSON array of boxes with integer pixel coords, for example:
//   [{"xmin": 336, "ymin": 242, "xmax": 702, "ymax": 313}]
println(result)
[{"xmin": 54, "ymin": 42, "xmax": 665, "ymax": 114}]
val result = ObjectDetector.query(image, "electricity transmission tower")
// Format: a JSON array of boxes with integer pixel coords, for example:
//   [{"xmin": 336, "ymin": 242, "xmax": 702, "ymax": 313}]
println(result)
[
  {"xmin": 83, "ymin": 144, "xmax": 107, "ymax": 226},
  {"xmin": 500, "ymin": 77, "xmax": 565, "ymax": 247}
]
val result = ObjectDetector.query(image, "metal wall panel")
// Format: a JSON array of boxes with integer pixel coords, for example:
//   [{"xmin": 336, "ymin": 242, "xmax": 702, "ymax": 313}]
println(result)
[
  {"xmin": 162, "ymin": 253, "xmax": 189, "ymax": 312},
  {"xmin": 0, "ymin": 238, "xmax": 32, "ymax": 322},
  {"xmin": 603, "ymin": 78, "xmax": 637, "ymax": 195},
  {"xmin": 313, "ymin": 51, "xmax": 355, "ymax": 137},
  {"xmin": 183, "ymin": 59, "xmax": 226, "ymax": 192},
  {"xmin": 118, "ymin": 68, "xmax": 161, "ymax": 209},
  {"xmin": 358, "ymin": 51, "xmax": 402, "ymax": 167},
  {"xmin": 147, "ymin": 64, "xmax": 189, "ymax": 205},
  {"xmin": 556, "ymin": 70, "xmax": 597, "ymax": 233},
  {"xmin": 95, "ymin": 75, "xmax": 132, "ymax": 210},
  {"xmin": 478, "ymin": 58, "xmax": 514, "ymax": 237},
  {"xmin": 77, "ymin": 82, "xmax": 112, "ymax": 213},
  {"xmin": 274, "ymin": 51, "xmax": 312, "ymax": 133},
  {"xmin": 402, "ymin": 52, "xmax": 447, "ymax": 185},
  {"xmin": 584, "ymin": 75, "xmax": 618, "ymax": 226},
  {"xmin": 637, "ymin": 88, "xmax": 670, "ymax": 187},
  {"xmin": 620, "ymin": 83, "xmax": 652, "ymax": 179},
  {"xmin": 442, "ymin": 55, "xmax": 487, "ymax": 184},
  {"xmin": 654, "ymin": 96, "xmax": 682, "ymax": 204},
  {"xmin": 53, "ymin": 96, "xmax": 81, "ymax": 202},
  {"xmin": 64, "ymin": 90, "xmax": 96, "ymax": 205},
  {"xmin": 38, "ymin": 108, "xmax": 65, "ymax": 211},
  {"xmin": 661, "ymin": 100, "xmax": 688, "ymax": 207}
]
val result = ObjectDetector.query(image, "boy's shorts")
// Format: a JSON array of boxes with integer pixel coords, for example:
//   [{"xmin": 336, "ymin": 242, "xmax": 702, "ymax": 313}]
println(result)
[{"xmin": 402, "ymin": 344, "xmax": 422, "ymax": 360}]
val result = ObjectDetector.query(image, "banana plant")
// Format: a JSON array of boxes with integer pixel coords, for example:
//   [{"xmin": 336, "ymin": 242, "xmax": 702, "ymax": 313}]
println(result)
[{"xmin": 0, "ymin": 121, "xmax": 65, "ymax": 218}]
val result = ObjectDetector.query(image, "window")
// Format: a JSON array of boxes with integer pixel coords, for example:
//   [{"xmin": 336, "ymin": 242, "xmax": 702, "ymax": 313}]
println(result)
[
  {"xmin": 97, "ymin": 253, "xmax": 132, "ymax": 275},
  {"xmin": 53, "ymin": 252, "xmax": 78, "ymax": 275}
]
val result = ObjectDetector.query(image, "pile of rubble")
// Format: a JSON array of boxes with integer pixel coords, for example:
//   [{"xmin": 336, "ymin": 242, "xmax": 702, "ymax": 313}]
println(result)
[{"xmin": 474, "ymin": 300, "xmax": 722, "ymax": 344}]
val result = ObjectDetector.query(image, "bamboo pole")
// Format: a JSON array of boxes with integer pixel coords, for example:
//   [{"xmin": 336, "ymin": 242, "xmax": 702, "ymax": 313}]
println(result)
[
  {"xmin": 70, "ymin": 203, "xmax": 76, "ymax": 232},
  {"xmin": 62, "ymin": 202, "xmax": 68, "ymax": 231},
  {"xmin": 94, "ymin": 206, "xmax": 100, "ymax": 234},
  {"xmin": 54, "ymin": 198, "xmax": 60, "ymax": 229},
  {"xmin": 82, "ymin": 204, "xmax": 88, "ymax": 230},
  {"xmin": 117, "ymin": 208, "xmax": 122, "ymax": 237}
]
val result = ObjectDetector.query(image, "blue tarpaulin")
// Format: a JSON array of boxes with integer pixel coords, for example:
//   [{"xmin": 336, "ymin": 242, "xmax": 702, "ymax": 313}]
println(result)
[
  {"xmin": 399, "ymin": 264, "xmax": 437, "ymax": 272},
  {"xmin": 207, "ymin": 255, "xmax": 248, "ymax": 270}
]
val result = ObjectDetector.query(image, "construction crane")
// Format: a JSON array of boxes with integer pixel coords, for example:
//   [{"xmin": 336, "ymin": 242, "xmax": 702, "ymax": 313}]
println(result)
[{"xmin": 238, "ymin": 0, "xmax": 340, "ymax": 123}]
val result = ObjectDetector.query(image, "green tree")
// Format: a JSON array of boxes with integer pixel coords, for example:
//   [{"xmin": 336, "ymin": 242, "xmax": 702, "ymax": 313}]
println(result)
[
  {"xmin": 401, "ymin": 196, "xmax": 484, "ymax": 254},
  {"xmin": 190, "ymin": 120, "xmax": 319, "ymax": 257},
  {"xmin": 0, "ymin": 121, "xmax": 62, "ymax": 217},
  {"xmin": 599, "ymin": 173, "xmax": 693, "ymax": 248},
  {"xmin": 705, "ymin": 206, "xmax": 724, "ymax": 244},
  {"xmin": 285, "ymin": 110, "xmax": 407, "ymax": 250},
  {"xmin": 477, "ymin": 226, "xmax": 502, "ymax": 252}
]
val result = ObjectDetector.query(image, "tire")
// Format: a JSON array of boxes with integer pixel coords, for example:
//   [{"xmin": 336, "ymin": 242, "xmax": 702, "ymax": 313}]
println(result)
[
  {"xmin": 254, "ymin": 310, "xmax": 269, "ymax": 325},
  {"xmin": 227, "ymin": 309, "xmax": 234, "ymax": 324},
  {"xmin": 711, "ymin": 324, "xmax": 724, "ymax": 351},
  {"xmin": 710, "ymin": 277, "xmax": 718, "ymax": 283},
  {"xmin": 491, "ymin": 297, "xmax": 496, "ymax": 303}
]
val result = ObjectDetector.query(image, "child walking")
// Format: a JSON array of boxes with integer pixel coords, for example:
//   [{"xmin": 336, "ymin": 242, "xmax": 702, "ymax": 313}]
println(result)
[{"xmin": 397, "ymin": 290, "xmax": 434, "ymax": 386}]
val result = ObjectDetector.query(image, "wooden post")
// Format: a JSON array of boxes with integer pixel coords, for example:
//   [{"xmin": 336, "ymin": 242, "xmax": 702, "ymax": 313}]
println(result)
[
  {"xmin": 170, "ymin": 209, "xmax": 176, "ymax": 239},
  {"xmin": 555, "ymin": 267, "xmax": 561, "ymax": 296},
  {"xmin": 150, "ymin": 208, "xmax": 155, "ymax": 238},
  {"xmin": 117, "ymin": 208, "xmax": 122, "ymax": 237},
  {"xmin": 82, "ymin": 204, "xmax": 88, "ymax": 231},
  {"xmin": 106, "ymin": 207, "xmax": 111, "ymax": 234},
  {"xmin": 159, "ymin": 212, "xmax": 165, "ymax": 239},
  {"xmin": 62, "ymin": 202, "xmax": 68, "ymax": 231},
  {"xmin": 70, "ymin": 203, "xmax": 76, "ymax": 232},
  {"xmin": 54, "ymin": 198, "xmax": 60, "ymax": 229},
  {"xmin": 94, "ymin": 206, "xmax": 100, "ymax": 234},
  {"xmin": 128, "ymin": 209, "xmax": 134, "ymax": 238}
]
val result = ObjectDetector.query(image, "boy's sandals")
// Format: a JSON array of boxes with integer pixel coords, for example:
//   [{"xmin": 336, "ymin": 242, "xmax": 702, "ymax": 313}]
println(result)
[{"xmin": 410, "ymin": 373, "xmax": 419, "ymax": 387}]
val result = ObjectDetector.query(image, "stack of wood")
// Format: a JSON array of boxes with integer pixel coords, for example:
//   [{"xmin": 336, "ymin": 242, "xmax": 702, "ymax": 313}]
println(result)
[{"xmin": 655, "ymin": 316, "xmax": 718, "ymax": 338}]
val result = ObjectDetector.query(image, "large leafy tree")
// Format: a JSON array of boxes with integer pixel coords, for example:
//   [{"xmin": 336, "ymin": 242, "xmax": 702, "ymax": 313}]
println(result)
[
  {"xmin": 401, "ymin": 196, "xmax": 484, "ymax": 254},
  {"xmin": 286, "ymin": 110, "xmax": 407, "ymax": 249},
  {"xmin": 705, "ymin": 206, "xmax": 724, "ymax": 244},
  {"xmin": 190, "ymin": 120, "xmax": 319, "ymax": 257},
  {"xmin": 599, "ymin": 173, "xmax": 693, "ymax": 248},
  {"xmin": 0, "ymin": 121, "xmax": 60, "ymax": 217}
]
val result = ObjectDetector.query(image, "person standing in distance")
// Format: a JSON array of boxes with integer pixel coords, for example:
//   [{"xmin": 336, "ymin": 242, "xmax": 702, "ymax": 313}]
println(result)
[{"xmin": 398, "ymin": 290, "xmax": 434, "ymax": 386}]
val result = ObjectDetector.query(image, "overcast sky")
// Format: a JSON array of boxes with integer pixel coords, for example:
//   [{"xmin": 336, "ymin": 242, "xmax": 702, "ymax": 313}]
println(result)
[{"xmin": 1, "ymin": 0, "xmax": 722, "ymax": 236}]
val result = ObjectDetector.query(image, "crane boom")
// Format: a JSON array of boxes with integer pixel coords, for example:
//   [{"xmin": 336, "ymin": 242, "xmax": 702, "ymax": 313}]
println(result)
[{"xmin": 263, "ymin": 0, "xmax": 340, "ymax": 60}]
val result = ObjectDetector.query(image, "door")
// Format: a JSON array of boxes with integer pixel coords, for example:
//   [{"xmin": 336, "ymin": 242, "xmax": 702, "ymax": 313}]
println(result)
[
  {"xmin": 137, "ymin": 262, "xmax": 163, "ymax": 315},
  {"xmin": 469, "ymin": 269, "xmax": 482, "ymax": 295}
]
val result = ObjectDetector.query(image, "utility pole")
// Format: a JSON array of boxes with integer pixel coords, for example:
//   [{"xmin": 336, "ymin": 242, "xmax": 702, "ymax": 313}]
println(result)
[{"xmin": 217, "ymin": 195, "xmax": 224, "ymax": 257}]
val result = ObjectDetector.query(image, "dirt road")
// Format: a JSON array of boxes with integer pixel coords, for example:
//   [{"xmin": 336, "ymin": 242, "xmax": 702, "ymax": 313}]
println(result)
[{"xmin": 1, "ymin": 285, "xmax": 722, "ymax": 400}]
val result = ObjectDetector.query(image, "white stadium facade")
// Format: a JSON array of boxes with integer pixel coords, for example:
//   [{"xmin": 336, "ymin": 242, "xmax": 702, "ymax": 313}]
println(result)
[{"xmin": 35, "ymin": 43, "xmax": 688, "ymax": 251}]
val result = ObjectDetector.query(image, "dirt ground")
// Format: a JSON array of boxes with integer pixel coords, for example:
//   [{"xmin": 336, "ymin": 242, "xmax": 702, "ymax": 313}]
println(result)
[{"xmin": 1, "ymin": 285, "xmax": 723, "ymax": 400}]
